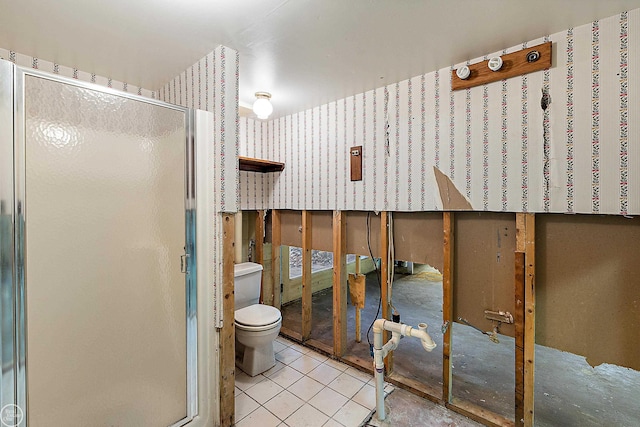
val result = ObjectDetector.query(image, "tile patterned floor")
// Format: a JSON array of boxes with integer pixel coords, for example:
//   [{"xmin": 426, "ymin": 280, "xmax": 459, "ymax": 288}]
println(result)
[{"xmin": 235, "ymin": 336, "xmax": 394, "ymax": 427}]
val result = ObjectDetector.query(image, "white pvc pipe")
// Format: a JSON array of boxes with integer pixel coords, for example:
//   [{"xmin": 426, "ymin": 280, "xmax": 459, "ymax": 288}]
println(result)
[{"xmin": 373, "ymin": 319, "xmax": 436, "ymax": 420}]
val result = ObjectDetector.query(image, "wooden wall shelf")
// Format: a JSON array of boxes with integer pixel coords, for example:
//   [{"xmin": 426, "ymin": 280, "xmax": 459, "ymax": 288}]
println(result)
[
  {"xmin": 451, "ymin": 41, "xmax": 552, "ymax": 91},
  {"xmin": 239, "ymin": 156, "xmax": 285, "ymax": 173}
]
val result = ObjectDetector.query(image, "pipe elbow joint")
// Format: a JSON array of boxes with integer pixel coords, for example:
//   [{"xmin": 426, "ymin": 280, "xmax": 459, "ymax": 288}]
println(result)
[{"xmin": 421, "ymin": 339, "xmax": 437, "ymax": 352}]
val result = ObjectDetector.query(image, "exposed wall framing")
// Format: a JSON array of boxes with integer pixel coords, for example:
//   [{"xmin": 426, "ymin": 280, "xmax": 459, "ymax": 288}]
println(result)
[
  {"xmin": 301, "ymin": 210, "xmax": 313, "ymax": 340},
  {"xmin": 249, "ymin": 209, "xmax": 637, "ymax": 427},
  {"xmin": 333, "ymin": 210, "xmax": 347, "ymax": 356},
  {"xmin": 443, "ymin": 212, "xmax": 454, "ymax": 403},
  {"xmin": 271, "ymin": 210, "xmax": 281, "ymax": 309},
  {"xmin": 219, "ymin": 214, "xmax": 235, "ymax": 427},
  {"xmin": 256, "ymin": 210, "xmax": 265, "ymax": 302}
]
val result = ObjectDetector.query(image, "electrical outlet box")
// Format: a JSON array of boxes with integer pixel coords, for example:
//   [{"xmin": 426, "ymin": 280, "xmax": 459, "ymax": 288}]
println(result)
[{"xmin": 350, "ymin": 146, "xmax": 362, "ymax": 181}]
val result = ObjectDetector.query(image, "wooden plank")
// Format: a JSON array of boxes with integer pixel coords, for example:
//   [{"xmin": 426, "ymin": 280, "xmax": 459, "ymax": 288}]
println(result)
[
  {"xmin": 280, "ymin": 327, "xmax": 303, "ymax": 343},
  {"xmin": 442, "ymin": 212, "xmax": 454, "ymax": 403},
  {"xmin": 355, "ymin": 308, "xmax": 362, "ymax": 343},
  {"xmin": 350, "ymin": 146, "xmax": 363, "ymax": 181},
  {"xmin": 451, "ymin": 42, "xmax": 551, "ymax": 91},
  {"xmin": 514, "ymin": 250, "xmax": 526, "ymax": 426},
  {"xmin": 302, "ymin": 210, "xmax": 312, "ymax": 341},
  {"xmin": 305, "ymin": 339, "xmax": 333, "ymax": 356},
  {"xmin": 219, "ymin": 213, "xmax": 235, "ymax": 427},
  {"xmin": 380, "ymin": 211, "xmax": 392, "ymax": 371},
  {"xmin": 524, "ymin": 214, "xmax": 536, "ymax": 427},
  {"xmin": 341, "ymin": 354, "xmax": 375, "ymax": 374},
  {"xmin": 262, "ymin": 244, "xmax": 274, "ymax": 307},
  {"xmin": 355, "ymin": 253, "xmax": 362, "ymax": 342},
  {"xmin": 516, "ymin": 213, "xmax": 526, "ymax": 252},
  {"xmin": 256, "ymin": 210, "xmax": 265, "ymax": 303},
  {"xmin": 238, "ymin": 156, "xmax": 285, "ymax": 172},
  {"xmin": 448, "ymin": 399, "xmax": 515, "ymax": 427},
  {"xmin": 271, "ymin": 210, "xmax": 281, "ymax": 310},
  {"xmin": 333, "ymin": 210, "xmax": 347, "ymax": 356},
  {"xmin": 386, "ymin": 372, "xmax": 442, "ymax": 405}
]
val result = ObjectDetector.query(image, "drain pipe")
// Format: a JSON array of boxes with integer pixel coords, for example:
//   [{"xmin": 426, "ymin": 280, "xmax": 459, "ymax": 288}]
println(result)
[{"xmin": 373, "ymin": 319, "xmax": 437, "ymax": 420}]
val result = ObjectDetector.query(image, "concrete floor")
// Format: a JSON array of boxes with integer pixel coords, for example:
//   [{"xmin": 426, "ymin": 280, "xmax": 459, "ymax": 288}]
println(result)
[
  {"xmin": 281, "ymin": 267, "xmax": 640, "ymax": 426},
  {"xmin": 366, "ymin": 387, "xmax": 482, "ymax": 427}
]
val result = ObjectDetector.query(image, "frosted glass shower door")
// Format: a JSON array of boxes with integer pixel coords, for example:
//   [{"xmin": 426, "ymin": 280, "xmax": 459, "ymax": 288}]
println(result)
[{"xmin": 23, "ymin": 75, "xmax": 189, "ymax": 426}]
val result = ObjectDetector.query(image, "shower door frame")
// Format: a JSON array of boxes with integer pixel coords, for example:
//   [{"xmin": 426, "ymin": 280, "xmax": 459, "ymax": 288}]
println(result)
[{"xmin": 0, "ymin": 62, "xmax": 199, "ymax": 427}]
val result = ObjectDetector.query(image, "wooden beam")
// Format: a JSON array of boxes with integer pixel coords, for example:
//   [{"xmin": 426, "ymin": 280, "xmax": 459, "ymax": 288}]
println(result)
[
  {"xmin": 302, "ymin": 210, "xmax": 313, "ymax": 341},
  {"xmin": 451, "ymin": 41, "xmax": 552, "ymax": 91},
  {"xmin": 442, "ymin": 212, "xmax": 454, "ymax": 403},
  {"xmin": 256, "ymin": 210, "xmax": 265, "ymax": 303},
  {"xmin": 524, "ymin": 214, "xmax": 536, "ymax": 427},
  {"xmin": 280, "ymin": 326, "xmax": 302, "ymax": 343},
  {"xmin": 514, "ymin": 250, "xmax": 526, "ymax": 426},
  {"xmin": 271, "ymin": 210, "xmax": 281, "ymax": 310},
  {"xmin": 355, "ymin": 253, "xmax": 362, "ymax": 342},
  {"xmin": 306, "ymin": 339, "xmax": 334, "ymax": 356},
  {"xmin": 333, "ymin": 210, "xmax": 347, "ymax": 356},
  {"xmin": 447, "ymin": 399, "xmax": 515, "ymax": 427},
  {"xmin": 387, "ymin": 373, "xmax": 442, "ymax": 405},
  {"xmin": 380, "ymin": 211, "xmax": 392, "ymax": 371},
  {"xmin": 219, "ymin": 213, "xmax": 235, "ymax": 427}
]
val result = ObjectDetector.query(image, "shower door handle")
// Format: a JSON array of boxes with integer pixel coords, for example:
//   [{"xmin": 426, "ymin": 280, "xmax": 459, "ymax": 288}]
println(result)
[{"xmin": 180, "ymin": 253, "xmax": 190, "ymax": 273}]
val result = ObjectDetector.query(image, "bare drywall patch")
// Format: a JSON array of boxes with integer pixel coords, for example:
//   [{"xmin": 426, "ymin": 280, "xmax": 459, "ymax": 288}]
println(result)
[{"xmin": 433, "ymin": 167, "xmax": 473, "ymax": 210}]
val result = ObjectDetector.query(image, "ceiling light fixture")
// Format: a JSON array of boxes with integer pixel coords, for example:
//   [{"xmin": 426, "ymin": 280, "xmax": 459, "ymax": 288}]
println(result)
[{"xmin": 253, "ymin": 92, "xmax": 273, "ymax": 119}]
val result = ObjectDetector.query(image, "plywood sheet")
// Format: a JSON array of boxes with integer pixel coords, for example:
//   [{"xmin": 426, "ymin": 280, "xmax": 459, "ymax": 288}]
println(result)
[
  {"xmin": 312, "ymin": 211, "xmax": 333, "ymax": 252},
  {"xmin": 280, "ymin": 210, "xmax": 302, "ymax": 248},
  {"xmin": 346, "ymin": 211, "xmax": 381, "ymax": 257},
  {"xmin": 393, "ymin": 212, "xmax": 444, "ymax": 272},
  {"xmin": 536, "ymin": 214, "xmax": 640, "ymax": 370},
  {"xmin": 454, "ymin": 212, "xmax": 516, "ymax": 338}
]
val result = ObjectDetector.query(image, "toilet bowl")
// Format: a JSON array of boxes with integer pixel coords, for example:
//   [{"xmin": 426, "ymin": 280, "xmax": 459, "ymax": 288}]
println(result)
[{"xmin": 234, "ymin": 262, "xmax": 282, "ymax": 376}]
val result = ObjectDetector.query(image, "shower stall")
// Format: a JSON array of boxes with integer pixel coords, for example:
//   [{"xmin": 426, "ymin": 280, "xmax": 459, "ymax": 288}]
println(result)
[{"xmin": 0, "ymin": 60, "xmax": 218, "ymax": 426}]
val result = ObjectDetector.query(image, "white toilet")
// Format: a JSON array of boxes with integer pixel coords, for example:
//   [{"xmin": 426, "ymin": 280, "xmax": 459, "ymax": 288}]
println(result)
[{"xmin": 234, "ymin": 262, "xmax": 282, "ymax": 376}]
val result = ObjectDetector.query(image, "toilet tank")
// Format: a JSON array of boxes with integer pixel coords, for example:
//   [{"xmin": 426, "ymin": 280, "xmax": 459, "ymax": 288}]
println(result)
[{"xmin": 234, "ymin": 262, "xmax": 264, "ymax": 310}]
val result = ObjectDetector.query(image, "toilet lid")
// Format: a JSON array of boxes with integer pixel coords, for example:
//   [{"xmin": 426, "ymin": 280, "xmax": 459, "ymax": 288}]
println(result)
[{"xmin": 235, "ymin": 304, "xmax": 281, "ymax": 327}]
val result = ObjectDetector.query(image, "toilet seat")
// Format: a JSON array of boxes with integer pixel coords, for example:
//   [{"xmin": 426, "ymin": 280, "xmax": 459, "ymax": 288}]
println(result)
[{"xmin": 235, "ymin": 304, "xmax": 282, "ymax": 332}]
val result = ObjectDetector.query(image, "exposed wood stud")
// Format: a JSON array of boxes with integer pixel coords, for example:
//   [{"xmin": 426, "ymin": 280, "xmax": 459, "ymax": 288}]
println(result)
[
  {"xmin": 380, "ymin": 211, "xmax": 392, "ymax": 371},
  {"xmin": 355, "ymin": 255, "xmax": 362, "ymax": 343},
  {"xmin": 333, "ymin": 210, "xmax": 347, "ymax": 356},
  {"xmin": 515, "ymin": 250, "xmax": 526, "ymax": 426},
  {"xmin": 271, "ymin": 210, "xmax": 282, "ymax": 310},
  {"xmin": 256, "ymin": 210, "xmax": 265, "ymax": 303},
  {"xmin": 447, "ymin": 399, "xmax": 513, "ymax": 427},
  {"xmin": 524, "ymin": 213, "xmax": 536, "ymax": 426},
  {"xmin": 302, "ymin": 210, "xmax": 313, "ymax": 341},
  {"xmin": 220, "ymin": 213, "xmax": 235, "ymax": 427},
  {"xmin": 442, "ymin": 212, "xmax": 454, "ymax": 403}
]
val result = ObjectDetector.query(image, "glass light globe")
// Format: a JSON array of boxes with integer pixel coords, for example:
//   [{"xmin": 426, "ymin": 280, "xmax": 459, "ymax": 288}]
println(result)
[{"xmin": 253, "ymin": 97, "xmax": 273, "ymax": 119}]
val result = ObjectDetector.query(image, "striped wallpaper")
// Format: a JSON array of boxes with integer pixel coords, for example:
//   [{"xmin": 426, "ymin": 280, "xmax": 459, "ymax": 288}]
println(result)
[
  {"xmin": 158, "ymin": 45, "xmax": 240, "ymax": 327},
  {"xmin": 239, "ymin": 9, "xmax": 639, "ymax": 216},
  {"xmin": 159, "ymin": 45, "xmax": 239, "ymax": 214},
  {"xmin": 0, "ymin": 48, "xmax": 157, "ymax": 99}
]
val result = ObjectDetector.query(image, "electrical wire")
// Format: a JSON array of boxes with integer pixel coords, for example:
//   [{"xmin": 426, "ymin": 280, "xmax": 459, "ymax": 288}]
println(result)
[
  {"xmin": 365, "ymin": 212, "xmax": 382, "ymax": 347},
  {"xmin": 387, "ymin": 212, "xmax": 398, "ymax": 316}
]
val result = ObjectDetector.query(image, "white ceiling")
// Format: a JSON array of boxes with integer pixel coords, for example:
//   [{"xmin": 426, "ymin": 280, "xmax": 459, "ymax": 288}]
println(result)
[{"xmin": 1, "ymin": 0, "xmax": 638, "ymax": 118}]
